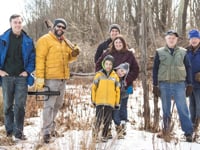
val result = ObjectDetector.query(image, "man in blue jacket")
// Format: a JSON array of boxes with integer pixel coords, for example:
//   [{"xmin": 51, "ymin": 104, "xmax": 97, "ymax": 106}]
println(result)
[
  {"xmin": 186, "ymin": 29, "xmax": 200, "ymax": 135},
  {"xmin": 153, "ymin": 30, "xmax": 193, "ymax": 142},
  {"xmin": 0, "ymin": 14, "xmax": 35, "ymax": 141}
]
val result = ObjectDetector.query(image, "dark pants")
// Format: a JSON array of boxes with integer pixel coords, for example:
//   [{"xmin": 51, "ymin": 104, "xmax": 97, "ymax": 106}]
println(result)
[
  {"xmin": 189, "ymin": 88, "xmax": 200, "ymax": 124},
  {"xmin": 95, "ymin": 105, "xmax": 113, "ymax": 137},
  {"xmin": 2, "ymin": 76, "xmax": 27, "ymax": 138}
]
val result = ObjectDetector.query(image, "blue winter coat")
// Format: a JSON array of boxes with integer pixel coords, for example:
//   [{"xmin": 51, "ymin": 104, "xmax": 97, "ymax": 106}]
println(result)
[
  {"xmin": 187, "ymin": 44, "xmax": 200, "ymax": 88},
  {"xmin": 0, "ymin": 29, "xmax": 35, "ymax": 86}
]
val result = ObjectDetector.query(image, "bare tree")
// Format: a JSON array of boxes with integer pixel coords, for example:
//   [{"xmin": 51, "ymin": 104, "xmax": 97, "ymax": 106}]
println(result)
[
  {"xmin": 140, "ymin": 1, "xmax": 151, "ymax": 130},
  {"xmin": 177, "ymin": 0, "xmax": 189, "ymax": 36},
  {"xmin": 190, "ymin": 0, "xmax": 200, "ymax": 29},
  {"xmin": 94, "ymin": 0, "xmax": 105, "ymax": 40}
]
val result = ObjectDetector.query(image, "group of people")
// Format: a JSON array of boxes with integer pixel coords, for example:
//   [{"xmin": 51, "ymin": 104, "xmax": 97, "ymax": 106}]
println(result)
[
  {"xmin": 0, "ymin": 14, "xmax": 80, "ymax": 143},
  {"xmin": 92, "ymin": 24, "xmax": 200, "ymax": 143},
  {"xmin": 0, "ymin": 13, "xmax": 199, "ymax": 145},
  {"xmin": 92, "ymin": 24, "xmax": 139, "ymax": 142}
]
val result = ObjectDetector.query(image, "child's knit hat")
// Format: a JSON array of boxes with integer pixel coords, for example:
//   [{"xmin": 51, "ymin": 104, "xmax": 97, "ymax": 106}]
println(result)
[{"xmin": 115, "ymin": 62, "xmax": 130, "ymax": 75}]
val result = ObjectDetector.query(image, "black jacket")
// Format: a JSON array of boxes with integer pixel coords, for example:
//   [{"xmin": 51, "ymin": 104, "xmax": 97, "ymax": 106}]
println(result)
[{"xmin": 94, "ymin": 38, "xmax": 112, "ymax": 63}]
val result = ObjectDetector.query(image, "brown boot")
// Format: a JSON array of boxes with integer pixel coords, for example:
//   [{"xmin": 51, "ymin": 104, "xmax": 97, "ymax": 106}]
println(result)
[
  {"xmin": 194, "ymin": 118, "xmax": 200, "ymax": 133},
  {"xmin": 157, "ymin": 129, "xmax": 172, "ymax": 142},
  {"xmin": 107, "ymin": 128, "xmax": 112, "ymax": 139},
  {"xmin": 116, "ymin": 125, "xmax": 124, "ymax": 139},
  {"xmin": 121, "ymin": 121, "xmax": 126, "ymax": 135}
]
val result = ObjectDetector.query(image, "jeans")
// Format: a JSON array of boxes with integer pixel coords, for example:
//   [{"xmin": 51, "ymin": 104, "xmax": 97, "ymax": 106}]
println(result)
[
  {"xmin": 113, "ymin": 96, "xmax": 129, "ymax": 125},
  {"xmin": 159, "ymin": 81, "xmax": 193, "ymax": 135},
  {"xmin": 42, "ymin": 79, "xmax": 66, "ymax": 135},
  {"xmin": 2, "ymin": 76, "xmax": 27, "ymax": 138},
  {"xmin": 189, "ymin": 88, "xmax": 200, "ymax": 124}
]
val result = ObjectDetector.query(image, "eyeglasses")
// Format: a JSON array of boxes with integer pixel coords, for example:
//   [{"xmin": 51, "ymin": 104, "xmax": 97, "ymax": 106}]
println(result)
[{"xmin": 56, "ymin": 25, "xmax": 66, "ymax": 29}]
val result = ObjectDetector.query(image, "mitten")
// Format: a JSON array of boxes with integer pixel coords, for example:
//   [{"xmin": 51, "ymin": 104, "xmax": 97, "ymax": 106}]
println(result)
[
  {"xmin": 34, "ymin": 78, "xmax": 44, "ymax": 90},
  {"xmin": 126, "ymin": 86, "xmax": 133, "ymax": 94},
  {"xmin": 92, "ymin": 102, "xmax": 96, "ymax": 107},
  {"xmin": 153, "ymin": 86, "xmax": 160, "ymax": 97},
  {"xmin": 195, "ymin": 72, "xmax": 200, "ymax": 82},
  {"xmin": 114, "ymin": 105, "xmax": 120, "ymax": 110},
  {"xmin": 186, "ymin": 85, "xmax": 193, "ymax": 97},
  {"xmin": 71, "ymin": 45, "xmax": 80, "ymax": 57}
]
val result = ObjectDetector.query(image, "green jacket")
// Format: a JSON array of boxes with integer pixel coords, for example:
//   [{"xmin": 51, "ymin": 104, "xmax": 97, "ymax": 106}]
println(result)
[{"xmin": 157, "ymin": 46, "xmax": 186, "ymax": 82}]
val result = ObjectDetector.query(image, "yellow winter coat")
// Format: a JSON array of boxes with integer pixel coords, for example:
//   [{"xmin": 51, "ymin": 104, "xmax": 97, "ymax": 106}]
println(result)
[
  {"xmin": 91, "ymin": 70, "xmax": 120, "ymax": 108},
  {"xmin": 36, "ymin": 31, "xmax": 77, "ymax": 79}
]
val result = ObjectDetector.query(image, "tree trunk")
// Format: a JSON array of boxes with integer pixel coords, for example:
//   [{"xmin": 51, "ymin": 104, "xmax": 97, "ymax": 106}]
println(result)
[
  {"xmin": 140, "ymin": 1, "xmax": 151, "ymax": 130},
  {"xmin": 94, "ymin": 0, "xmax": 105, "ymax": 40},
  {"xmin": 177, "ymin": 0, "xmax": 189, "ymax": 37},
  {"xmin": 153, "ymin": 95, "xmax": 160, "ymax": 132}
]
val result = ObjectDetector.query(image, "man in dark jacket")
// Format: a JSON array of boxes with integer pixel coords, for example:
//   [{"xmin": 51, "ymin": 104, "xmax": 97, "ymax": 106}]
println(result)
[
  {"xmin": 0, "ymin": 14, "xmax": 35, "ymax": 141},
  {"xmin": 186, "ymin": 29, "xmax": 200, "ymax": 135},
  {"xmin": 94, "ymin": 24, "xmax": 121, "ymax": 63}
]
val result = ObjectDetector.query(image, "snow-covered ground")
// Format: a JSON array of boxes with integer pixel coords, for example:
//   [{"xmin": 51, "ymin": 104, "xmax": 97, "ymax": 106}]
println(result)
[
  {"xmin": 1, "ymin": 118, "xmax": 200, "ymax": 150},
  {"xmin": 0, "ymin": 80, "xmax": 200, "ymax": 150}
]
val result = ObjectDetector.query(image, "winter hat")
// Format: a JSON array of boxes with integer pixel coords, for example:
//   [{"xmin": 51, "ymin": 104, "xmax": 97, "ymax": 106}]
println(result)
[
  {"xmin": 102, "ymin": 55, "xmax": 114, "ymax": 69},
  {"xmin": 53, "ymin": 18, "xmax": 67, "ymax": 29},
  {"xmin": 188, "ymin": 29, "xmax": 200, "ymax": 39},
  {"xmin": 165, "ymin": 30, "xmax": 179, "ymax": 37},
  {"xmin": 109, "ymin": 24, "xmax": 121, "ymax": 33},
  {"xmin": 115, "ymin": 62, "xmax": 130, "ymax": 75}
]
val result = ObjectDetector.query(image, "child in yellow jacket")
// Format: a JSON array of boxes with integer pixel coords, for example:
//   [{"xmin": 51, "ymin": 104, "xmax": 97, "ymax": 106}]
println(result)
[{"xmin": 91, "ymin": 55, "xmax": 120, "ymax": 142}]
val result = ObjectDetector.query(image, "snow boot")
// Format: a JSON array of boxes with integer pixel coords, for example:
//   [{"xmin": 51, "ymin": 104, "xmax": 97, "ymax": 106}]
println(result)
[
  {"xmin": 194, "ymin": 118, "xmax": 200, "ymax": 133},
  {"xmin": 107, "ymin": 128, "xmax": 113, "ymax": 139},
  {"xmin": 116, "ymin": 125, "xmax": 124, "ymax": 139},
  {"xmin": 51, "ymin": 130, "xmax": 64, "ymax": 137},
  {"xmin": 43, "ymin": 134, "xmax": 51, "ymax": 143},
  {"xmin": 101, "ymin": 136, "xmax": 108, "ymax": 142},
  {"xmin": 185, "ymin": 134, "xmax": 193, "ymax": 142},
  {"xmin": 121, "ymin": 120, "xmax": 127, "ymax": 136}
]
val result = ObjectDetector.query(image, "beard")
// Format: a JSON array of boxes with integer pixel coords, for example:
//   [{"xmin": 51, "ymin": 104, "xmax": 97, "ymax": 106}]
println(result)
[{"xmin": 54, "ymin": 29, "xmax": 64, "ymax": 37}]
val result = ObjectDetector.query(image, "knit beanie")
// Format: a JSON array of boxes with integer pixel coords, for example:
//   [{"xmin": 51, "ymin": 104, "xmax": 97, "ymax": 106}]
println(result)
[
  {"xmin": 109, "ymin": 24, "xmax": 121, "ymax": 33},
  {"xmin": 115, "ymin": 62, "xmax": 130, "ymax": 75},
  {"xmin": 53, "ymin": 18, "xmax": 67, "ymax": 29},
  {"xmin": 102, "ymin": 55, "xmax": 114, "ymax": 69},
  {"xmin": 188, "ymin": 29, "xmax": 200, "ymax": 39}
]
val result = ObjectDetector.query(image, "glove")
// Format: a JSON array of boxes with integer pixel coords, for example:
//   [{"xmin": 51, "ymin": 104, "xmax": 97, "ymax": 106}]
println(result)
[
  {"xmin": 114, "ymin": 105, "xmax": 120, "ymax": 110},
  {"xmin": 92, "ymin": 103, "xmax": 96, "ymax": 107},
  {"xmin": 195, "ymin": 72, "xmax": 200, "ymax": 82},
  {"xmin": 71, "ymin": 45, "xmax": 80, "ymax": 57},
  {"xmin": 186, "ymin": 85, "xmax": 193, "ymax": 97},
  {"xmin": 153, "ymin": 86, "xmax": 160, "ymax": 97},
  {"xmin": 126, "ymin": 86, "xmax": 133, "ymax": 94},
  {"xmin": 34, "ymin": 78, "xmax": 44, "ymax": 90}
]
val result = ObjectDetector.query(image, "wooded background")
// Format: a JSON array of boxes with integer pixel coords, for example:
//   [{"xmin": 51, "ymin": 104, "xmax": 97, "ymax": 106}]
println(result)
[
  {"xmin": 23, "ymin": 0, "xmax": 199, "ymax": 46},
  {"xmin": 22, "ymin": 0, "xmax": 200, "ymax": 130},
  {"xmin": 22, "ymin": 0, "xmax": 200, "ymax": 72}
]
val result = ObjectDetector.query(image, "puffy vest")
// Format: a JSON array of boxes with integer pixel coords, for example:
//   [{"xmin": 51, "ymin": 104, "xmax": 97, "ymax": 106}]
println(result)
[{"xmin": 157, "ymin": 46, "xmax": 186, "ymax": 82}]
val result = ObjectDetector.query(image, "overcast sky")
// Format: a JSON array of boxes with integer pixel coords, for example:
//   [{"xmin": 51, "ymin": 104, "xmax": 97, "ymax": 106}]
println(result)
[{"xmin": 0, "ymin": 0, "xmax": 23, "ymax": 34}]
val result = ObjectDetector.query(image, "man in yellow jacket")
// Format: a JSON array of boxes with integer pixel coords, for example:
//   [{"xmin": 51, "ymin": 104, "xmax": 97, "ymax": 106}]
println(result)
[{"xmin": 35, "ymin": 18, "xmax": 80, "ymax": 143}]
